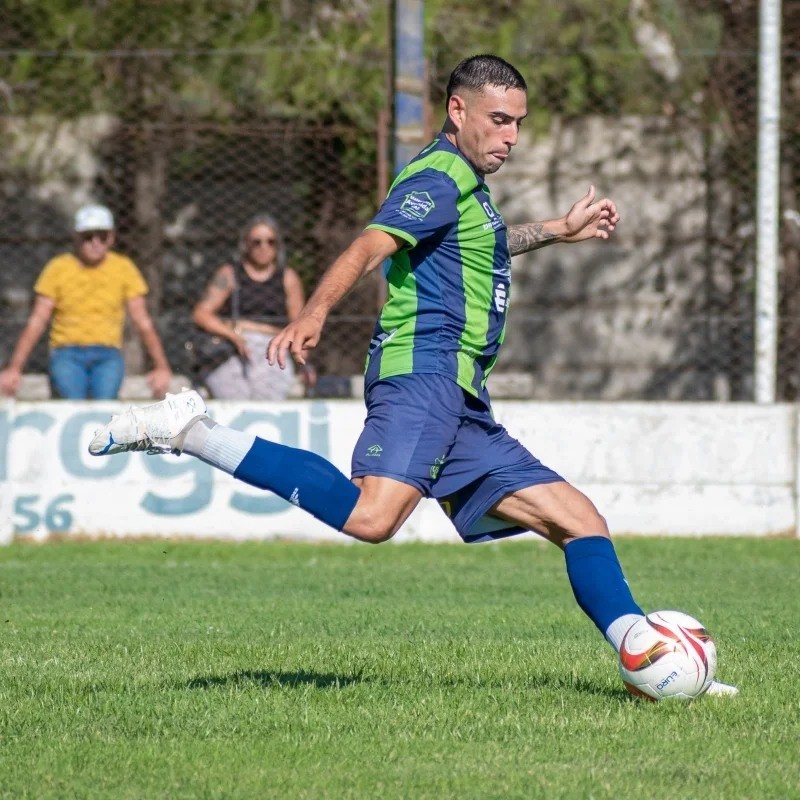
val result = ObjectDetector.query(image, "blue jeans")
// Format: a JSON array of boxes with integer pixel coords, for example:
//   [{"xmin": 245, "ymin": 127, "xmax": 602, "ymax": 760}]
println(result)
[{"xmin": 49, "ymin": 346, "xmax": 125, "ymax": 399}]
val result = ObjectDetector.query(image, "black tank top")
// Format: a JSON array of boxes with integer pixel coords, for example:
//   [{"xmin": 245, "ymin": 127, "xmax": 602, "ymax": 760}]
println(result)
[{"xmin": 219, "ymin": 263, "xmax": 288, "ymax": 322}]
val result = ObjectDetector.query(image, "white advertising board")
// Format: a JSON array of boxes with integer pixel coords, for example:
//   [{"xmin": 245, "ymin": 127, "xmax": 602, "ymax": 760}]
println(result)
[{"xmin": 0, "ymin": 399, "xmax": 796, "ymax": 544}]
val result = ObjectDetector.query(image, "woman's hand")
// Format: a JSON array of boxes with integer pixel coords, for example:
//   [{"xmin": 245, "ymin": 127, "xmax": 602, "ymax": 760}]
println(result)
[{"xmin": 231, "ymin": 327, "xmax": 251, "ymax": 361}]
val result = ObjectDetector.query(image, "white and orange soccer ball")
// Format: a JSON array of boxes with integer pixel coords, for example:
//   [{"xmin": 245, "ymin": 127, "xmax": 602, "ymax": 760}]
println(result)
[{"xmin": 618, "ymin": 610, "xmax": 717, "ymax": 701}]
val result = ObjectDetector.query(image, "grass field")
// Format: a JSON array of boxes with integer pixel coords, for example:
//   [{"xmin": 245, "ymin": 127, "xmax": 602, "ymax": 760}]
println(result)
[{"xmin": 0, "ymin": 537, "xmax": 798, "ymax": 799}]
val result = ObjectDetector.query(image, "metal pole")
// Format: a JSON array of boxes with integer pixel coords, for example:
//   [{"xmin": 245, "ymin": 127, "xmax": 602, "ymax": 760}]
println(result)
[
  {"xmin": 393, "ymin": 0, "xmax": 426, "ymax": 174},
  {"xmin": 754, "ymin": 0, "xmax": 782, "ymax": 403}
]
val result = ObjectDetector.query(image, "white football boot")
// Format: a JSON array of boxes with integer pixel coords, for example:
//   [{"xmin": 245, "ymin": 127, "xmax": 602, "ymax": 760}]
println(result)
[
  {"xmin": 705, "ymin": 680, "xmax": 739, "ymax": 697},
  {"xmin": 88, "ymin": 390, "xmax": 208, "ymax": 456}
]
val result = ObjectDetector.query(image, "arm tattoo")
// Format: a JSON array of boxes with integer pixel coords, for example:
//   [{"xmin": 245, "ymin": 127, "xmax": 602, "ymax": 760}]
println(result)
[
  {"xmin": 199, "ymin": 271, "xmax": 232, "ymax": 305},
  {"xmin": 507, "ymin": 223, "xmax": 558, "ymax": 256}
]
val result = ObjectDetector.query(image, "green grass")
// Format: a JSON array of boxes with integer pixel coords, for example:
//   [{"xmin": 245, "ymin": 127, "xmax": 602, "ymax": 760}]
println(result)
[{"xmin": 0, "ymin": 537, "xmax": 798, "ymax": 799}]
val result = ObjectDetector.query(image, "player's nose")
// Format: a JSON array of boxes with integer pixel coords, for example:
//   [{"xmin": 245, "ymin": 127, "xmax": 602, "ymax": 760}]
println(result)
[{"xmin": 504, "ymin": 124, "xmax": 520, "ymax": 149}]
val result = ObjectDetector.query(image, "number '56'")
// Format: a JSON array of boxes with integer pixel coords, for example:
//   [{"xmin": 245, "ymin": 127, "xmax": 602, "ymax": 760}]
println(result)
[{"xmin": 14, "ymin": 494, "xmax": 74, "ymax": 534}]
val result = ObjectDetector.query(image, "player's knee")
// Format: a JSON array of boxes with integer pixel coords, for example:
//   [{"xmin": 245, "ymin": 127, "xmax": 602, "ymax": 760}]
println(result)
[
  {"xmin": 569, "ymin": 513, "xmax": 610, "ymax": 540},
  {"xmin": 591, "ymin": 511, "xmax": 610, "ymax": 536},
  {"xmin": 560, "ymin": 509, "xmax": 610, "ymax": 544},
  {"xmin": 350, "ymin": 520, "xmax": 397, "ymax": 544},
  {"xmin": 361, "ymin": 527, "xmax": 396, "ymax": 544},
  {"xmin": 343, "ymin": 483, "xmax": 417, "ymax": 543},
  {"xmin": 344, "ymin": 511, "xmax": 399, "ymax": 544}
]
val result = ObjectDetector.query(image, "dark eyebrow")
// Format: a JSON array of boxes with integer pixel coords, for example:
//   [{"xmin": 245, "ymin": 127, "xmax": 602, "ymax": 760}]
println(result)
[{"xmin": 490, "ymin": 110, "xmax": 528, "ymax": 123}]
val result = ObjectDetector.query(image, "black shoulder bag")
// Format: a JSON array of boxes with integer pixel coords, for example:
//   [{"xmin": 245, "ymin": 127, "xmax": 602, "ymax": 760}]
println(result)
[{"xmin": 185, "ymin": 267, "xmax": 241, "ymax": 384}]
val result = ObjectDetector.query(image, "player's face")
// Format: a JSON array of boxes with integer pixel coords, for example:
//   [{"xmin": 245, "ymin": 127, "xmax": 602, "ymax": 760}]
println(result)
[
  {"xmin": 448, "ymin": 85, "xmax": 528, "ymax": 175},
  {"xmin": 75, "ymin": 229, "xmax": 114, "ymax": 266},
  {"xmin": 246, "ymin": 224, "xmax": 278, "ymax": 269}
]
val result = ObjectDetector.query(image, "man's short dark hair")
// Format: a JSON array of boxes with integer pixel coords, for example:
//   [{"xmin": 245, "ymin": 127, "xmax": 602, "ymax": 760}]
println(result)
[{"xmin": 446, "ymin": 54, "xmax": 527, "ymax": 104}]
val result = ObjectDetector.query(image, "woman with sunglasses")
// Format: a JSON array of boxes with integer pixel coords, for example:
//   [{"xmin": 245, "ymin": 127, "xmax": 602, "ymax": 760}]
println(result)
[
  {"xmin": 191, "ymin": 212, "xmax": 314, "ymax": 400},
  {"xmin": 0, "ymin": 204, "xmax": 173, "ymax": 400}
]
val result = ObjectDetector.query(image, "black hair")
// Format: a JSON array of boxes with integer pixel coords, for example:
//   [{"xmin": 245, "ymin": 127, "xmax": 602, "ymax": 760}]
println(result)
[{"xmin": 445, "ymin": 54, "xmax": 527, "ymax": 104}]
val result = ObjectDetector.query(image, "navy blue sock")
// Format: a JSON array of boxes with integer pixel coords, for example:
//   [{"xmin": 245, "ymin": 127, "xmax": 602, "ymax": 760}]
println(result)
[
  {"xmin": 234, "ymin": 437, "xmax": 360, "ymax": 532},
  {"xmin": 564, "ymin": 536, "xmax": 644, "ymax": 636}
]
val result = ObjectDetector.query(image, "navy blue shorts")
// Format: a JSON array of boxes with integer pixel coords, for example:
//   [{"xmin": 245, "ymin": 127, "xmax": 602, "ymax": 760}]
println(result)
[{"xmin": 350, "ymin": 374, "xmax": 564, "ymax": 542}]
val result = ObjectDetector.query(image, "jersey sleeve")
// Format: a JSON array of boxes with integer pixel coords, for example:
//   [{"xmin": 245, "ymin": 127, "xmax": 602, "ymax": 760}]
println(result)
[{"xmin": 366, "ymin": 169, "xmax": 460, "ymax": 248}]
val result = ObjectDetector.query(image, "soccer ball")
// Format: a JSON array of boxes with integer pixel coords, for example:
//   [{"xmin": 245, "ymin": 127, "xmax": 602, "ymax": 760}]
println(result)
[{"xmin": 619, "ymin": 610, "xmax": 717, "ymax": 701}]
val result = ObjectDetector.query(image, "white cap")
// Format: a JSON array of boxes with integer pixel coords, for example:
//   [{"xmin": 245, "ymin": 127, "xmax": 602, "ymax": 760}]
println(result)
[{"xmin": 74, "ymin": 204, "xmax": 114, "ymax": 232}]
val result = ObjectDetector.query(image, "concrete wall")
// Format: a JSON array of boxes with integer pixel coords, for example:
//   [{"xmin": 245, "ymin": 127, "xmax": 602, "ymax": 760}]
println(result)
[
  {"xmin": 0, "ymin": 399, "xmax": 795, "ymax": 544},
  {"xmin": 2, "ymin": 113, "xmax": 747, "ymax": 402},
  {"xmin": 489, "ymin": 117, "xmax": 745, "ymax": 401}
]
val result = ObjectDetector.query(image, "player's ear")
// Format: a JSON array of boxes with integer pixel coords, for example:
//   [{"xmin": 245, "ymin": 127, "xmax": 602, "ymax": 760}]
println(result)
[{"xmin": 447, "ymin": 93, "xmax": 467, "ymax": 130}]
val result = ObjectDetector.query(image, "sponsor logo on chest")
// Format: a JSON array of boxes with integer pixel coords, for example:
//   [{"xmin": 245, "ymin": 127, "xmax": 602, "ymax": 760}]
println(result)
[{"xmin": 481, "ymin": 200, "xmax": 504, "ymax": 231}]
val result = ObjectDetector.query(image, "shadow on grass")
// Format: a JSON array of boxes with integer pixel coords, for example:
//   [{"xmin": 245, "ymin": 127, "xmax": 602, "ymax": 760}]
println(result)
[
  {"xmin": 184, "ymin": 670, "xmax": 366, "ymax": 691},
  {"xmin": 184, "ymin": 670, "xmax": 632, "ymax": 700},
  {"xmin": 394, "ymin": 673, "xmax": 631, "ymax": 701},
  {"xmin": 531, "ymin": 674, "xmax": 633, "ymax": 702}
]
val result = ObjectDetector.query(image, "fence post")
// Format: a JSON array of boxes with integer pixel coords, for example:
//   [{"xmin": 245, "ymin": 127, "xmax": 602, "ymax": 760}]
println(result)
[
  {"xmin": 392, "ymin": 0, "xmax": 426, "ymax": 174},
  {"xmin": 754, "ymin": 0, "xmax": 783, "ymax": 403}
]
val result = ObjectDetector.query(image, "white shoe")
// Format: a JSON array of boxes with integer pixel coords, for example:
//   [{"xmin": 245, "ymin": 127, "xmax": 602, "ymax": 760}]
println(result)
[
  {"xmin": 88, "ymin": 390, "xmax": 208, "ymax": 456},
  {"xmin": 705, "ymin": 680, "xmax": 739, "ymax": 697}
]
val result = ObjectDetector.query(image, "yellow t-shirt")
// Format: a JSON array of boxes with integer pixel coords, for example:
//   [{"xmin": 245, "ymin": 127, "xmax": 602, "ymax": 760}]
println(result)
[{"xmin": 34, "ymin": 251, "xmax": 149, "ymax": 349}]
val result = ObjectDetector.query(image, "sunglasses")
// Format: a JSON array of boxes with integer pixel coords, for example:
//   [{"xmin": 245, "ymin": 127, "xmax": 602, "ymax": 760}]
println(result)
[
  {"xmin": 248, "ymin": 237, "xmax": 276, "ymax": 247},
  {"xmin": 79, "ymin": 230, "xmax": 111, "ymax": 243}
]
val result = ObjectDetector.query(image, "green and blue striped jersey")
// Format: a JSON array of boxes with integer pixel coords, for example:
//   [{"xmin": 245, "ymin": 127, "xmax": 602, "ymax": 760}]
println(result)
[{"xmin": 365, "ymin": 134, "xmax": 510, "ymax": 407}]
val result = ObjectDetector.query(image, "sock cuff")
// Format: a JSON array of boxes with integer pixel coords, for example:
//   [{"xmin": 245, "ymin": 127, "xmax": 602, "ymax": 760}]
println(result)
[
  {"xmin": 564, "ymin": 535, "xmax": 614, "ymax": 561},
  {"xmin": 202, "ymin": 427, "xmax": 257, "ymax": 475}
]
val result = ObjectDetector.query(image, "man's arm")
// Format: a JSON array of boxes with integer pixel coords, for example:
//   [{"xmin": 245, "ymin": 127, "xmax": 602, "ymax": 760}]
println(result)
[
  {"xmin": 126, "ymin": 295, "xmax": 173, "ymax": 398},
  {"xmin": 507, "ymin": 220, "xmax": 562, "ymax": 255},
  {"xmin": 507, "ymin": 185, "xmax": 620, "ymax": 257},
  {"xmin": 268, "ymin": 228, "xmax": 402, "ymax": 369},
  {"xmin": 0, "ymin": 295, "xmax": 55, "ymax": 397}
]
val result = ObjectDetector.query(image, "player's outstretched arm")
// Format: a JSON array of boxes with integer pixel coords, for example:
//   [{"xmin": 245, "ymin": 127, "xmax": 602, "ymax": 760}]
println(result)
[
  {"xmin": 507, "ymin": 185, "xmax": 620, "ymax": 257},
  {"xmin": 268, "ymin": 229, "xmax": 402, "ymax": 369}
]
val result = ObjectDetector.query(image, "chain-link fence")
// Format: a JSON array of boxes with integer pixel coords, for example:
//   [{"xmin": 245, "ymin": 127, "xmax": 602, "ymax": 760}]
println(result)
[
  {"xmin": 2, "ymin": 117, "xmax": 382, "ymax": 381},
  {"xmin": 1, "ymin": 2, "xmax": 798, "ymax": 400}
]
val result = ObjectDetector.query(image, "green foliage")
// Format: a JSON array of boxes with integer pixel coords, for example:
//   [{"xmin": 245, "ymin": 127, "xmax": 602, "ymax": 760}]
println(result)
[
  {"xmin": 427, "ymin": 0, "xmax": 723, "ymax": 128},
  {"xmin": 0, "ymin": 0, "xmax": 726, "ymax": 128},
  {"xmin": 0, "ymin": 537, "xmax": 797, "ymax": 798},
  {"xmin": 0, "ymin": 1, "xmax": 390, "ymax": 125}
]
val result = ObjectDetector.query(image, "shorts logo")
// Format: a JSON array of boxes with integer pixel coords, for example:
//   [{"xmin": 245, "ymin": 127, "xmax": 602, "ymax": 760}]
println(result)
[
  {"xmin": 366, "ymin": 444, "xmax": 383, "ymax": 457},
  {"xmin": 400, "ymin": 191, "xmax": 435, "ymax": 220},
  {"xmin": 430, "ymin": 454, "xmax": 446, "ymax": 480}
]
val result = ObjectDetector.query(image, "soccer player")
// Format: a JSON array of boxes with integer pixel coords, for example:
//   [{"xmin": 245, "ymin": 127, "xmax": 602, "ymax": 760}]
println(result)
[{"xmin": 89, "ymin": 55, "xmax": 736, "ymax": 696}]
